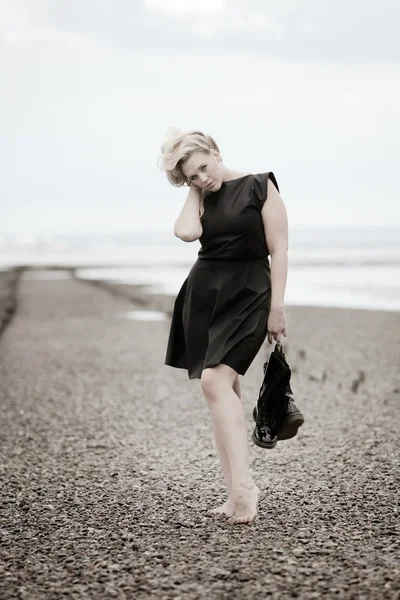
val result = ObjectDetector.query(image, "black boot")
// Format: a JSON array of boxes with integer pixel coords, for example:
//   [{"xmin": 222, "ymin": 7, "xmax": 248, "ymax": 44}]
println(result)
[
  {"xmin": 251, "ymin": 343, "xmax": 304, "ymax": 449},
  {"xmin": 251, "ymin": 367, "xmax": 290, "ymax": 449},
  {"xmin": 252, "ymin": 394, "xmax": 304, "ymax": 447},
  {"xmin": 277, "ymin": 393, "xmax": 305, "ymax": 441}
]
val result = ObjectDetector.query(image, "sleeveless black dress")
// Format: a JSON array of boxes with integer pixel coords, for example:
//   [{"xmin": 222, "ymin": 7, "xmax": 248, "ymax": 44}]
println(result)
[{"xmin": 165, "ymin": 172, "xmax": 279, "ymax": 380}]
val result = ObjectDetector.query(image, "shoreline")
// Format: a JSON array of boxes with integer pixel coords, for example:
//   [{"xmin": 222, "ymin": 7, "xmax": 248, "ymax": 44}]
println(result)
[
  {"xmin": 1, "ymin": 253, "xmax": 400, "ymax": 268},
  {"xmin": 1, "ymin": 264, "xmax": 399, "ymax": 319}
]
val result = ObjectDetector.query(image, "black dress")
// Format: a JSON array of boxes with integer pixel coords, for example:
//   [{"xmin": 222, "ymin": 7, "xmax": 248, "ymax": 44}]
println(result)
[{"xmin": 165, "ymin": 172, "xmax": 279, "ymax": 380}]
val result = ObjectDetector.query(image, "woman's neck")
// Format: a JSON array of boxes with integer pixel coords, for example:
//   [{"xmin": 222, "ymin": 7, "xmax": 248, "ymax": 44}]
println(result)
[{"xmin": 222, "ymin": 168, "xmax": 251, "ymax": 182}]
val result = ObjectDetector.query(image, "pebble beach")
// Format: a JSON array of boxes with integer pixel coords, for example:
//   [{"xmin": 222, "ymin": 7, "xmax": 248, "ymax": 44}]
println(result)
[{"xmin": 0, "ymin": 267, "xmax": 399, "ymax": 599}]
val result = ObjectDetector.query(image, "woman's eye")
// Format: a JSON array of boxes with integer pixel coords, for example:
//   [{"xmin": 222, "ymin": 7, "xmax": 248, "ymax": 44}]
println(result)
[{"xmin": 189, "ymin": 167, "xmax": 206, "ymax": 182}]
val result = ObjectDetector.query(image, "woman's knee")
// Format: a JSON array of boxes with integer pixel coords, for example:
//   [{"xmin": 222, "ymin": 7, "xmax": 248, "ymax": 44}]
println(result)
[
  {"xmin": 200, "ymin": 364, "xmax": 237, "ymax": 398},
  {"xmin": 200, "ymin": 368, "xmax": 218, "ymax": 397}
]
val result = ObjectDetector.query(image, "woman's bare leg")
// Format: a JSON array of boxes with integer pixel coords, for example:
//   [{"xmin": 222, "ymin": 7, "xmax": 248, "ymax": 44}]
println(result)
[
  {"xmin": 208, "ymin": 376, "xmax": 243, "ymax": 517},
  {"xmin": 201, "ymin": 365, "xmax": 259, "ymax": 524},
  {"xmin": 209, "ymin": 423, "xmax": 235, "ymax": 516}
]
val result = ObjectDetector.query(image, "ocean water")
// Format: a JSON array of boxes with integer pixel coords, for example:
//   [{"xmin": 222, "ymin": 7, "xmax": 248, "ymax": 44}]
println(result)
[
  {"xmin": 1, "ymin": 228, "xmax": 399, "ymax": 312},
  {"xmin": 73, "ymin": 263, "xmax": 400, "ymax": 312}
]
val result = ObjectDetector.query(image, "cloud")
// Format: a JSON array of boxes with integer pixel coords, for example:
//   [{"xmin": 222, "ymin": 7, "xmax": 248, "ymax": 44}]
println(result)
[
  {"xmin": 144, "ymin": 0, "xmax": 227, "ymax": 16},
  {"xmin": 339, "ymin": 93, "xmax": 362, "ymax": 106},
  {"xmin": 3, "ymin": 29, "xmax": 86, "ymax": 44},
  {"xmin": 0, "ymin": 0, "xmax": 399, "ymax": 63},
  {"xmin": 0, "ymin": 1, "xmax": 29, "ymax": 29}
]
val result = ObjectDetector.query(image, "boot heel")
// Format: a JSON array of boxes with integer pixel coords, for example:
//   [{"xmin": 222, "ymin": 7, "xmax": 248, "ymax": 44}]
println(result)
[{"xmin": 278, "ymin": 412, "xmax": 305, "ymax": 441}]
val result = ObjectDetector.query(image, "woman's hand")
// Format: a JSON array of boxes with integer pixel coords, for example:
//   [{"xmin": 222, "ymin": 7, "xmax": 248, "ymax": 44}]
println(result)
[
  {"xmin": 188, "ymin": 180, "xmax": 201, "ymax": 193},
  {"xmin": 267, "ymin": 305, "xmax": 288, "ymax": 344}
]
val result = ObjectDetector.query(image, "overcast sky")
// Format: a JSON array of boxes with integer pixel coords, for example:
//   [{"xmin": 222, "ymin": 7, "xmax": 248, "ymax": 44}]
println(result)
[{"xmin": 1, "ymin": 0, "xmax": 399, "ymax": 234}]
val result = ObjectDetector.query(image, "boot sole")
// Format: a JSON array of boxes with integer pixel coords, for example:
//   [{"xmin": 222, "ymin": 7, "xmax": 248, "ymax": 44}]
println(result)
[
  {"xmin": 251, "ymin": 430, "xmax": 278, "ymax": 449},
  {"xmin": 252, "ymin": 408, "xmax": 305, "ymax": 443}
]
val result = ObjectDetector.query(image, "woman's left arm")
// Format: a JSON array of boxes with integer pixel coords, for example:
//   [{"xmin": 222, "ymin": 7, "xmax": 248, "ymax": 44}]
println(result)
[{"xmin": 261, "ymin": 177, "xmax": 289, "ymax": 342}]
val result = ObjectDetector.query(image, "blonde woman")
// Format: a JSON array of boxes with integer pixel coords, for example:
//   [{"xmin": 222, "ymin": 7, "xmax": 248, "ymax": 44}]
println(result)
[{"xmin": 160, "ymin": 128, "xmax": 288, "ymax": 525}]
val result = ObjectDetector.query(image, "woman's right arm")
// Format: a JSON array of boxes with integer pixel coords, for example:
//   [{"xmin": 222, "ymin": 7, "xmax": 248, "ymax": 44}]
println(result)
[{"xmin": 173, "ymin": 186, "xmax": 203, "ymax": 242}]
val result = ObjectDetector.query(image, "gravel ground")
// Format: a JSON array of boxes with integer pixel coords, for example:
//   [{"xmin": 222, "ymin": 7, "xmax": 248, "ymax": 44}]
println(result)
[{"xmin": 0, "ymin": 272, "xmax": 399, "ymax": 599}]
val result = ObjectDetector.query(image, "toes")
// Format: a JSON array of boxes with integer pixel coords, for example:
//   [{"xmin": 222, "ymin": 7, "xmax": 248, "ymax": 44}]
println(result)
[
  {"xmin": 228, "ymin": 518, "xmax": 243, "ymax": 525},
  {"xmin": 227, "ymin": 513, "xmax": 257, "ymax": 524},
  {"xmin": 209, "ymin": 508, "xmax": 232, "ymax": 518},
  {"xmin": 237, "ymin": 517, "xmax": 249, "ymax": 524},
  {"xmin": 228, "ymin": 515, "xmax": 242, "ymax": 524},
  {"xmin": 248, "ymin": 514, "xmax": 257, "ymax": 523}
]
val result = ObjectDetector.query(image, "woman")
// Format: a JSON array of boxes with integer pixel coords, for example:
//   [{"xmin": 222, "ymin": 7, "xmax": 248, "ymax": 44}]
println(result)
[{"xmin": 159, "ymin": 128, "xmax": 288, "ymax": 525}]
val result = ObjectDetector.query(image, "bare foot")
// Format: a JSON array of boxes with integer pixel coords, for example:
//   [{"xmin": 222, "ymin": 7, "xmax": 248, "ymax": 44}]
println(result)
[
  {"xmin": 228, "ymin": 481, "xmax": 259, "ymax": 524},
  {"xmin": 208, "ymin": 497, "xmax": 235, "ymax": 518}
]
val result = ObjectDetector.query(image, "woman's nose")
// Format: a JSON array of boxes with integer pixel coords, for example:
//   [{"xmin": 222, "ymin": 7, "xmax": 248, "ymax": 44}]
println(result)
[{"xmin": 199, "ymin": 173, "xmax": 208, "ymax": 184}]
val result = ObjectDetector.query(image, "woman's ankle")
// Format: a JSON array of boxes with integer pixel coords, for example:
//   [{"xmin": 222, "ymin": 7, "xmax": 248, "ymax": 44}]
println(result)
[{"xmin": 232, "ymin": 476, "xmax": 255, "ymax": 490}]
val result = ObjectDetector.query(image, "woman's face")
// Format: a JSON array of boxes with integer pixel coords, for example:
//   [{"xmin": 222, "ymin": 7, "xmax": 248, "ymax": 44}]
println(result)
[{"xmin": 181, "ymin": 150, "xmax": 223, "ymax": 192}]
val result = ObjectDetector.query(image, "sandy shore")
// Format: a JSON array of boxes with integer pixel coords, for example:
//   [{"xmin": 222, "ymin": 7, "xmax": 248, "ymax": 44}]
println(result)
[{"xmin": 0, "ymin": 269, "xmax": 399, "ymax": 599}]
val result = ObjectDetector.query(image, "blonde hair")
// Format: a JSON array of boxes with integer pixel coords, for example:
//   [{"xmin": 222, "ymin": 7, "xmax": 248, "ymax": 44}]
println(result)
[{"xmin": 158, "ymin": 127, "xmax": 220, "ymax": 187}]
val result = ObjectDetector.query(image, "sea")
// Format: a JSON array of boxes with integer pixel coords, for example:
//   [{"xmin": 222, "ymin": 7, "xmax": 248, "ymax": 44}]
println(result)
[{"xmin": 1, "ymin": 228, "xmax": 399, "ymax": 312}]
